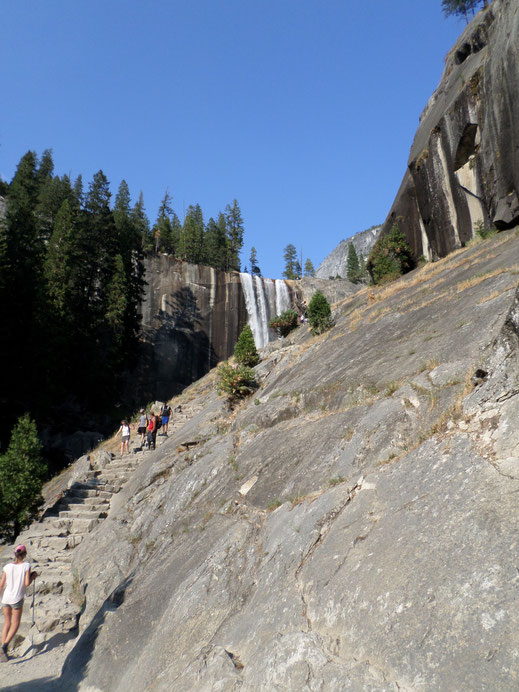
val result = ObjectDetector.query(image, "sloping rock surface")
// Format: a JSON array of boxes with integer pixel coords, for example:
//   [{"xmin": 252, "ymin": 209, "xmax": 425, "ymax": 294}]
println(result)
[
  {"xmin": 381, "ymin": 0, "xmax": 519, "ymax": 260},
  {"xmin": 4, "ymin": 231, "xmax": 519, "ymax": 690}
]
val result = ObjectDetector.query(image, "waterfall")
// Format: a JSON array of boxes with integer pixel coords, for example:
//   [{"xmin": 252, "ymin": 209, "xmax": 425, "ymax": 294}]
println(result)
[{"xmin": 239, "ymin": 273, "xmax": 292, "ymax": 348}]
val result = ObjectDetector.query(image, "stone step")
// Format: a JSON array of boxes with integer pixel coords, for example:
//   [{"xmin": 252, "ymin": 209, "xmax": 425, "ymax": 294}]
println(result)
[
  {"xmin": 28, "ymin": 535, "xmax": 70, "ymax": 552},
  {"xmin": 68, "ymin": 488, "xmax": 113, "ymax": 499},
  {"xmin": 70, "ymin": 480, "xmax": 110, "ymax": 490},
  {"xmin": 58, "ymin": 509, "xmax": 107, "ymax": 520},
  {"xmin": 98, "ymin": 472, "xmax": 130, "ymax": 483},
  {"xmin": 57, "ymin": 500, "xmax": 110, "ymax": 513},
  {"xmin": 18, "ymin": 524, "xmax": 70, "ymax": 540},
  {"xmin": 53, "ymin": 517, "xmax": 99, "ymax": 533}
]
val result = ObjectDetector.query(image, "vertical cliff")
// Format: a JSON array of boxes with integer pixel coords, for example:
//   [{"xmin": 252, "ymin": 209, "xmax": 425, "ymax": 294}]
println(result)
[
  {"xmin": 135, "ymin": 257, "xmax": 295, "ymax": 403},
  {"xmin": 136, "ymin": 257, "xmax": 249, "ymax": 402},
  {"xmin": 381, "ymin": 0, "xmax": 519, "ymax": 260}
]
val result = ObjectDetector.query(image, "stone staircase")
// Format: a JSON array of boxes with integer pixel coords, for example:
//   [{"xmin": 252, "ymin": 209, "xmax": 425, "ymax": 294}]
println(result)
[{"xmin": 4, "ymin": 402, "xmax": 203, "ymax": 655}]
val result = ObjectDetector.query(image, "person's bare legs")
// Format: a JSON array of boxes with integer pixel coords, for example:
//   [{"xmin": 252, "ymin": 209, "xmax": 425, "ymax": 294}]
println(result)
[
  {"xmin": 1, "ymin": 606, "xmax": 12, "ymax": 647},
  {"xmin": 5, "ymin": 606, "xmax": 22, "ymax": 646}
]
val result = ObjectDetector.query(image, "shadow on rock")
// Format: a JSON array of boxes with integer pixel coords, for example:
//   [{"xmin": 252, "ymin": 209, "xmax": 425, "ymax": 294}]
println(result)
[
  {"xmin": 1, "ymin": 676, "xmax": 61, "ymax": 692},
  {"xmin": 54, "ymin": 574, "xmax": 134, "ymax": 691}
]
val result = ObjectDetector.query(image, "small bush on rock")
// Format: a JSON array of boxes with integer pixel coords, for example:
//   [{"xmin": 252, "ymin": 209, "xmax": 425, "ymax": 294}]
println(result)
[
  {"xmin": 217, "ymin": 362, "xmax": 258, "ymax": 406},
  {"xmin": 367, "ymin": 224, "xmax": 413, "ymax": 285},
  {"xmin": 307, "ymin": 291, "xmax": 332, "ymax": 335},
  {"xmin": 268, "ymin": 309, "xmax": 299, "ymax": 338},
  {"xmin": 474, "ymin": 220, "xmax": 497, "ymax": 240},
  {"xmin": 234, "ymin": 324, "xmax": 259, "ymax": 367}
]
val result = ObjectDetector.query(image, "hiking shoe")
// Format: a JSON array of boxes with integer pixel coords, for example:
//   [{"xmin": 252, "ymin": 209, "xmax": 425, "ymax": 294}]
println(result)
[{"xmin": 0, "ymin": 648, "xmax": 8, "ymax": 662}]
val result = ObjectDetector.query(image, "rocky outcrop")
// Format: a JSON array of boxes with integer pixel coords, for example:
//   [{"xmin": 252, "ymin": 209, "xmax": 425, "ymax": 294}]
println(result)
[
  {"xmin": 381, "ymin": 0, "xmax": 519, "ymax": 260},
  {"xmin": 5, "ymin": 231, "xmax": 519, "ymax": 690},
  {"xmin": 316, "ymin": 225, "xmax": 381, "ymax": 279}
]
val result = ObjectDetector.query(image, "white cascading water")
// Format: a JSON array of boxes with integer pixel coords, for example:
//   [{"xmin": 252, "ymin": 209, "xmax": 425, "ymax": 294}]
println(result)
[{"xmin": 239, "ymin": 273, "xmax": 292, "ymax": 348}]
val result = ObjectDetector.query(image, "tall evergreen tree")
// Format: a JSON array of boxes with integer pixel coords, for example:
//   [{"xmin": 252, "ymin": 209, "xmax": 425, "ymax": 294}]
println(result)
[
  {"xmin": 204, "ymin": 216, "xmax": 228, "ymax": 270},
  {"xmin": 282, "ymin": 243, "xmax": 298, "ymax": 280},
  {"xmin": 44, "ymin": 199, "xmax": 77, "ymax": 317},
  {"xmin": 304, "ymin": 258, "xmax": 316, "ymax": 277},
  {"xmin": 179, "ymin": 204, "xmax": 204, "ymax": 263},
  {"xmin": 347, "ymin": 242, "xmax": 361, "ymax": 283},
  {"xmin": 154, "ymin": 190, "xmax": 175, "ymax": 255},
  {"xmin": 224, "ymin": 199, "xmax": 244, "ymax": 271},
  {"xmin": 249, "ymin": 247, "xmax": 261, "ymax": 276}
]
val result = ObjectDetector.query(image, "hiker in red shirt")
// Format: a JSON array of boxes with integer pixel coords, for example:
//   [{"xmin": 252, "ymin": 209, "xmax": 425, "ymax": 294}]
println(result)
[{"xmin": 147, "ymin": 412, "xmax": 157, "ymax": 450}]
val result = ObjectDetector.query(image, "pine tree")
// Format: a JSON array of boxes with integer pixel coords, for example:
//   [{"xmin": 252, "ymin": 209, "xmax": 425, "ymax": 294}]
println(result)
[
  {"xmin": 204, "ymin": 216, "xmax": 228, "ymax": 270},
  {"xmin": 347, "ymin": 242, "xmax": 361, "ymax": 283},
  {"xmin": 155, "ymin": 190, "xmax": 175, "ymax": 255},
  {"xmin": 249, "ymin": 246, "xmax": 261, "ymax": 276},
  {"xmin": 0, "ymin": 414, "xmax": 46, "ymax": 541},
  {"xmin": 106, "ymin": 254, "xmax": 128, "ymax": 350},
  {"xmin": 307, "ymin": 291, "xmax": 332, "ymax": 335},
  {"xmin": 304, "ymin": 258, "xmax": 316, "ymax": 277},
  {"xmin": 282, "ymin": 243, "xmax": 298, "ymax": 280},
  {"xmin": 131, "ymin": 192, "xmax": 151, "ymax": 251},
  {"xmin": 225, "ymin": 199, "xmax": 244, "ymax": 271},
  {"xmin": 179, "ymin": 204, "xmax": 204, "ymax": 263},
  {"xmin": 367, "ymin": 224, "xmax": 413, "ymax": 285},
  {"xmin": 234, "ymin": 324, "xmax": 259, "ymax": 367},
  {"xmin": 44, "ymin": 199, "xmax": 77, "ymax": 316}
]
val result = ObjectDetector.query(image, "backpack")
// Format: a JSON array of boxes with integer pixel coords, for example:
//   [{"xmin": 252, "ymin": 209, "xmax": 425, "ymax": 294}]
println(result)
[
  {"xmin": 155, "ymin": 415, "xmax": 161, "ymax": 429},
  {"xmin": 163, "ymin": 405, "xmax": 171, "ymax": 417}
]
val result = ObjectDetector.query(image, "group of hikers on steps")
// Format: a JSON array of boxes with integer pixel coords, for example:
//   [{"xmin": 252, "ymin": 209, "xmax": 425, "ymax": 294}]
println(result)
[
  {"xmin": 116, "ymin": 402, "xmax": 172, "ymax": 455},
  {"xmin": 0, "ymin": 400, "xmax": 175, "ymax": 664}
]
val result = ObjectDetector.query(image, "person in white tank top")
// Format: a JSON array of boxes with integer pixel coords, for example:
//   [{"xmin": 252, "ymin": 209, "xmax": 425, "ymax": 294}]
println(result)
[
  {"xmin": 0, "ymin": 545, "xmax": 38, "ymax": 661},
  {"xmin": 117, "ymin": 419, "xmax": 132, "ymax": 456}
]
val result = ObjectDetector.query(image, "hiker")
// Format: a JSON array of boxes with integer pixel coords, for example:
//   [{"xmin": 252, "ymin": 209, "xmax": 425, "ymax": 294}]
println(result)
[
  {"xmin": 137, "ymin": 409, "xmax": 148, "ymax": 447},
  {"xmin": 116, "ymin": 420, "xmax": 132, "ymax": 456},
  {"xmin": 160, "ymin": 403, "xmax": 171, "ymax": 436},
  {"xmin": 147, "ymin": 412, "xmax": 157, "ymax": 450},
  {"xmin": 0, "ymin": 545, "xmax": 38, "ymax": 662}
]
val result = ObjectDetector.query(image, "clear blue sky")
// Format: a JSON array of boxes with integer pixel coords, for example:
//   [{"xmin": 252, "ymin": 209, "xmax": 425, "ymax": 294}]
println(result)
[{"xmin": 1, "ymin": 1, "xmax": 467, "ymax": 279}]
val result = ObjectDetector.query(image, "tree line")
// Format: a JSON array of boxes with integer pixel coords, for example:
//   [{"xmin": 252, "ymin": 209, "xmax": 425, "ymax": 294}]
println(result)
[
  {"xmin": 148, "ymin": 191, "xmax": 244, "ymax": 272},
  {"xmin": 0, "ymin": 149, "xmax": 247, "ymax": 463}
]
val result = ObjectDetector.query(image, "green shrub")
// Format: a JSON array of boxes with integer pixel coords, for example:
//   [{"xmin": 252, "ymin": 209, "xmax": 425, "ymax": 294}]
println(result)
[
  {"xmin": 217, "ymin": 362, "xmax": 258, "ymax": 406},
  {"xmin": 0, "ymin": 414, "xmax": 47, "ymax": 541},
  {"xmin": 474, "ymin": 220, "xmax": 497, "ymax": 240},
  {"xmin": 234, "ymin": 324, "xmax": 259, "ymax": 367},
  {"xmin": 367, "ymin": 224, "xmax": 413, "ymax": 285},
  {"xmin": 268, "ymin": 309, "xmax": 299, "ymax": 338},
  {"xmin": 307, "ymin": 291, "xmax": 332, "ymax": 335}
]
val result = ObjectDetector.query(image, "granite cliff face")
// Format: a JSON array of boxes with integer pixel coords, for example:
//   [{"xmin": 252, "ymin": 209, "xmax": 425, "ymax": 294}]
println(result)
[
  {"xmin": 136, "ymin": 257, "xmax": 292, "ymax": 403},
  {"xmin": 136, "ymin": 256, "xmax": 248, "ymax": 402},
  {"xmin": 316, "ymin": 225, "xmax": 381, "ymax": 279},
  {"xmin": 381, "ymin": 0, "xmax": 519, "ymax": 260},
  {"xmin": 5, "ymin": 231, "xmax": 519, "ymax": 690}
]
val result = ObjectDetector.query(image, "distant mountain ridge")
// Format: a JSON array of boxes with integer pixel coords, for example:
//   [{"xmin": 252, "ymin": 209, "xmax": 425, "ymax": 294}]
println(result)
[{"xmin": 316, "ymin": 224, "xmax": 381, "ymax": 278}]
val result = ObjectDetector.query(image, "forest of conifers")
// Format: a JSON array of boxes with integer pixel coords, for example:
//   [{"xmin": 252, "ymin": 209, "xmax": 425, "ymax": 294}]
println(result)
[{"xmin": 0, "ymin": 150, "xmax": 245, "ymax": 464}]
